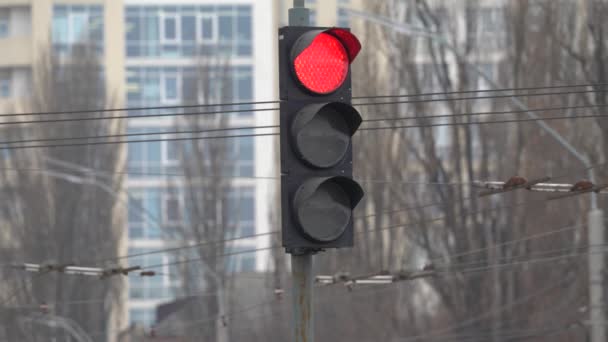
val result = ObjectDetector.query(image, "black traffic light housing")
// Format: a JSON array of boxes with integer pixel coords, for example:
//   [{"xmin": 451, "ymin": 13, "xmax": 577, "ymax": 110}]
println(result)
[{"xmin": 279, "ymin": 26, "xmax": 364, "ymax": 254}]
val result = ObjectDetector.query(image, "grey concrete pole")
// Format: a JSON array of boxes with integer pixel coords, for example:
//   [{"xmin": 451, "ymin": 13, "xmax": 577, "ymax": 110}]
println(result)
[
  {"xmin": 589, "ymin": 209, "xmax": 606, "ymax": 342},
  {"xmin": 288, "ymin": 2, "xmax": 313, "ymax": 342},
  {"xmin": 292, "ymin": 252, "xmax": 314, "ymax": 342}
]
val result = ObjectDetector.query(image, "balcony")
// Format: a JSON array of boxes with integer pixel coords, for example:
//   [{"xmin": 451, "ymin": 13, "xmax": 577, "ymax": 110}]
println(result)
[
  {"xmin": 0, "ymin": 36, "xmax": 32, "ymax": 67},
  {"xmin": 0, "ymin": 1, "xmax": 31, "ymax": 5}
]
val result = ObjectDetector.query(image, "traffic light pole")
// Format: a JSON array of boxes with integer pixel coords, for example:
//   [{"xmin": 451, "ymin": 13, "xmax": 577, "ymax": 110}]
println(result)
[
  {"xmin": 288, "ymin": 2, "xmax": 314, "ymax": 342},
  {"xmin": 292, "ymin": 250, "xmax": 314, "ymax": 342}
]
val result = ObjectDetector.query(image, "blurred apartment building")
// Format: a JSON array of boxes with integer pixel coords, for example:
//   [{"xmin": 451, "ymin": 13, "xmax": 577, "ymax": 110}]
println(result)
[
  {"xmin": 122, "ymin": 0, "xmax": 276, "ymax": 329},
  {"xmin": 0, "ymin": 1, "xmax": 127, "ymax": 341},
  {"xmin": 0, "ymin": 0, "xmax": 276, "ymax": 338},
  {"xmin": 0, "ymin": 0, "xmax": 125, "ymax": 113}
]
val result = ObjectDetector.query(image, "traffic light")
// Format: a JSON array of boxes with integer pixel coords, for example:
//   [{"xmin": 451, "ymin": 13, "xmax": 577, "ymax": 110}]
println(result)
[{"xmin": 279, "ymin": 26, "xmax": 364, "ymax": 253}]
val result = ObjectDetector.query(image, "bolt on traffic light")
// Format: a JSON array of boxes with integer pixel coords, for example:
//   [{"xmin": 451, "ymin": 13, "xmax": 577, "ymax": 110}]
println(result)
[{"xmin": 279, "ymin": 26, "xmax": 364, "ymax": 253}]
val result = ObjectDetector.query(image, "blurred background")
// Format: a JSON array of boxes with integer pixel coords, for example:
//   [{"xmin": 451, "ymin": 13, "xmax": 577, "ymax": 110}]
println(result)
[{"xmin": 1, "ymin": 0, "xmax": 608, "ymax": 341}]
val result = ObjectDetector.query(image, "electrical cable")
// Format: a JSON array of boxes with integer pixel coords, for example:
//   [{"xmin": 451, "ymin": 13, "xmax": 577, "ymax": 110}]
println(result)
[
  {"xmin": 361, "ymin": 103, "xmax": 608, "ymax": 123},
  {"xmin": 2, "ymin": 111, "xmax": 606, "ymax": 151},
  {"xmin": 0, "ymin": 166, "xmax": 280, "ymax": 181},
  {"xmin": 0, "ymin": 273, "xmax": 43, "ymax": 308},
  {"xmin": 139, "ymin": 254, "xmax": 585, "ymax": 338},
  {"xmin": 0, "ymin": 132, "xmax": 279, "ymax": 151},
  {"xmin": 1, "ymin": 102, "xmax": 605, "ymax": 148},
  {"xmin": 435, "ymin": 244, "xmax": 595, "ymax": 274},
  {"xmin": 359, "ymin": 112, "xmax": 608, "ymax": 132},
  {"xmin": 0, "ymin": 100, "xmax": 281, "ymax": 118},
  {"xmin": 133, "ymin": 197, "xmax": 545, "ymax": 272},
  {"xmin": 428, "ymin": 224, "xmax": 582, "ymax": 266},
  {"xmin": 51, "ymin": 162, "xmax": 608, "ymax": 269},
  {"xmin": 0, "ymin": 106, "xmax": 280, "ymax": 127},
  {"xmin": 0, "ymin": 88, "xmax": 601, "ymax": 127},
  {"xmin": 4, "ymin": 162, "xmax": 606, "ymax": 273},
  {"xmin": 442, "ymin": 249, "xmax": 594, "ymax": 276},
  {"xmin": 352, "ymin": 82, "xmax": 608, "ymax": 100},
  {"xmin": 352, "ymin": 89, "xmax": 598, "ymax": 107},
  {"xmin": 397, "ymin": 269, "xmax": 580, "ymax": 341},
  {"xmin": 0, "ymin": 125, "xmax": 278, "ymax": 146},
  {"xmin": 93, "ymin": 231, "xmax": 280, "ymax": 265},
  {"xmin": 0, "ymin": 82, "xmax": 601, "ymax": 119}
]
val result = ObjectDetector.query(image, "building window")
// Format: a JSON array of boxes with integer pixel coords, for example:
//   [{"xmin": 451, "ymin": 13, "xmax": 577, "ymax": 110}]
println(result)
[
  {"xmin": 160, "ymin": 13, "xmax": 179, "ymax": 44},
  {"xmin": 129, "ymin": 308, "xmax": 155, "ymax": 328},
  {"xmin": 128, "ymin": 194, "xmax": 145, "ymax": 225},
  {"xmin": 127, "ymin": 66, "xmax": 252, "ymax": 114},
  {"xmin": 226, "ymin": 187, "xmax": 255, "ymax": 237},
  {"xmin": 127, "ymin": 130, "xmax": 163, "ymax": 175},
  {"xmin": 0, "ymin": 9, "xmax": 9, "ymax": 38},
  {"xmin": 128, "ymin": 188, "xmax": 162, "ymax": 239},
  {"xmin": 52, "ymin": 5, "xmax": 104, "ymax": 56},
  {"xmin": 161, "ymin": 73, "xmax": 180, "ymax": 104},
  {"xmin": 0, "ymin": 70, "xmax": 10, "ymax": 98},
  {"xmin": 218, "ymin": 9, "xmax": 233, "ymax": 42},
  {"xmin": 163, "ymin": 193, "xmax": 183, "ymax": 224},
  {"xmin": 233, "ymin": 135, "xmax": 254, "ymax": 177},
  {"xmin": 199, "ymin": 13, "xmax": 218, "ymax": 44},
  {"xmin": 162, "ymin": 139, "xmax": 180, "ymax": 165},
  {"xmin": 125, "ymin": 5, "xmax": 251, "ymax": 58}
]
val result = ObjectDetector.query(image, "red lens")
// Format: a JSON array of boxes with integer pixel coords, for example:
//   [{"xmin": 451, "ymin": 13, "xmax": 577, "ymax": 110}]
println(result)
[{"xmin": 293, "ymin": 33, "xmax": 349, "ymax": 94}]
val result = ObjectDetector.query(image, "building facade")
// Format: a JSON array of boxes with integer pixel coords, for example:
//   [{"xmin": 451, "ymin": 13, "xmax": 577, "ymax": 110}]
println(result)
[
  {"xmin": 0, "ymin": 0, "xmax": 277, "ymax": 337},
  {"xmin": 0, "ymin": 0, "xmax": 124, "ymax": 114},
  {"xmin": 122, "ymin": 0, "xmax": 276, "ymax": 330},
  {"xmin": 0, "ymin": 1, "xmax": 127, "ymax": 341}
]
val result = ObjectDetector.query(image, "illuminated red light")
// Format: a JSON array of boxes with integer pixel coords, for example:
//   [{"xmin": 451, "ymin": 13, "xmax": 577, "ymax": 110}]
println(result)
[{"xmin": 293, "ymin": 33, "xmax": 350, "ymax": 95}]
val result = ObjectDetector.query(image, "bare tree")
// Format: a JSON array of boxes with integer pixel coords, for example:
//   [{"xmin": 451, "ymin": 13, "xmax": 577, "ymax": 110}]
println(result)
[
  {"xmin": 149, "ymin": 54, "xmax": 251, "ymax": 342},
  {"xmin": 243, "ymin": 1, "xmax": 597, "ymax": 341},
  {"xmin": 0, "ymin": 43, "xmax": 125, "ymax": 341}
]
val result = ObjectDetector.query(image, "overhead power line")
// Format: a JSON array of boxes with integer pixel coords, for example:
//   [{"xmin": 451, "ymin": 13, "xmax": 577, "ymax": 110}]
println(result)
[
  {"xmin": 362, "ymin": 103, "xmax": 608, "ymax": 123},
  {"xmin": 124, "ymin": 255, "xmax": 582, "ymax": 338},
  {"xmin": 352, "ymin": 89, "xmax": 599, "ymax": 107},
  {"xmin": 2, "ymin": 111, "xmax": 607, "ymax": 151},
  {"xmin": 0, "ymin": 132, "xmax": 279, "ymax": 151},
  {"xmin": 352, "ymin": 82, "xmax": 608, "ymax": 100},
  {"xmin": 398, "ymin": 272, "xmax": 579, "ymax": 342},
  {"xmin": 0, "ymin": 107, "xmax": 280, "ymax": 127},
  {"xmin": 133, "ymin": 196, "xmax": 548, "ymax": 272},
  {"xmin": 0, "ymin": 82, "xmax": 601, "ymax": 119},
  {"xmin": 0, "ymin": 100, "xmax": 281, "ymax": 118},
  {"xmin": 361, "ymin": 161, "xmax": 608, "ymax": 220},
  {"xmin": 0, "ymin": 88, "xmax": 602, "ymax": 126},
  {"xmin": 318, "ymin": 248, "xmax": 586, "ymax": 287},
  {"xmin": 23, "ymin": 163, "xmax": 608, "ymax": 268},
  {"xmin": 434, "ymin": 242, "xmax": 589, "ymax": 271},
  {"xmin": 360, "ymin": 112, "xmax": 608, "ymax": 132},
  {"xmin": 124, "ymin": 178, "xmax": 596, "ymax": 271},
  {"xmin": 0, "ymin": 166, "xmax": 280, "ymax": 181},
  {"xmin": 160, "ymin": 254, "xmax": 585, "ymax": 338},
  {"xmin": 1, "ymin": 102, "xmax": 605, "ymax": 147},
  {"xmin": 4, "ymin": 162, "xmax": 604, "ymax": 277},
  {"xmin": 428, "ymin": 224, "xmax": 582, "ymax": 265},
  {"xmin": 0, "ymin": 124, "xmax": 277, "ymax": 146}
]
